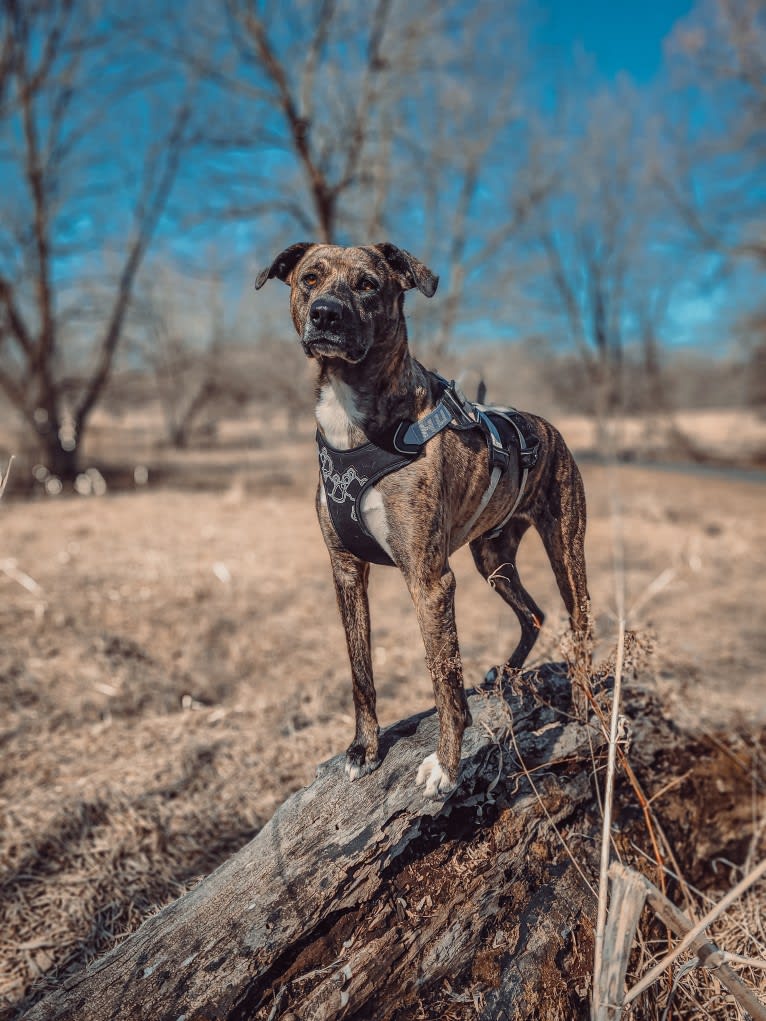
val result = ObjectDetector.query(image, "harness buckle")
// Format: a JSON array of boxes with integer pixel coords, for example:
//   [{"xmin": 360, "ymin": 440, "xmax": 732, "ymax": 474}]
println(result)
[
  {"xmin": 478, "ymin": 410, "xmax": 511, "ymax": 474},
  {"xmin": 392, "ymin": 419, "xmax": 425, "ymax": 454},
  {"xmin": 520, "ymin": 440, "xmax": 539, "ymax": 470},
  {"xmin": 441, "ymin": 381, "xmax": 480, "ymax": 428},
  {"xmin": 491, "ymin": 444, "xmax": 511, "ymax": 473}
]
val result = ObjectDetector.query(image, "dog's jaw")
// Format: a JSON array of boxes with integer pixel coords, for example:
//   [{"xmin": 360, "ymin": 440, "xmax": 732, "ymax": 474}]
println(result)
[
  {"xmin": 313, "ymin": 324, "xmax": 429, "ymax": 446},
  {"xmin": 303, "ymin": 332, "xmax": 372, "ymax": 364}
]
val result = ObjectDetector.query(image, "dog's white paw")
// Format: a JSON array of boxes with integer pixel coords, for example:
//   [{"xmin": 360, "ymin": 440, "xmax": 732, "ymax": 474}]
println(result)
[
  {"xmin": 344, "ymin": 755, "xmax": 379, "ymax": 781},
  {"xmin": 415, "ymin": 752, "xmax": 457, "ymax": 798}
]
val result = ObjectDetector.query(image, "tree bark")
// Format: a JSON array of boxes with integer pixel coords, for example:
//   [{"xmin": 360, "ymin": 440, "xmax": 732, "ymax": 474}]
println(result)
[{"xmin": 21, "ymin": 666, "xmax": 760, "ymax": 1021}]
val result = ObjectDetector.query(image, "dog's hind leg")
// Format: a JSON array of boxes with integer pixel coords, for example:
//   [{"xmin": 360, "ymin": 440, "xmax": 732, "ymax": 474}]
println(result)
[
  {"xmin": 534, "ymin": 458, "xmax": 593, "ymax": 712},
  {"xmin": 470, "ymin": 519, "xmax": 545, "ymax": 674}
]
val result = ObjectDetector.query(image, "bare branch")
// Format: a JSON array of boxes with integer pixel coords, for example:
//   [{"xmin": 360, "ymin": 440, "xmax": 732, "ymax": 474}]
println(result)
[
  {"xmin": 333, "ymin": 0, "xmax": 392, "ymax": 196},
  {"xmin": 664, "ymin": 0, "xmax": 766, "ymax": 267},
  {"xmin": 75, "ymin": 99, "xmax": 193, "ymax": 432},
  {"xmin": 299, "ymin": 0, "xmax": 336, "ymax": 126},
  {"xmin": 237, "ymin": 6, "xmax": 335, "ymax": 239},
  {"xmin": 0, "ymin": 274, "xmax": 33, "ymax": 355}
]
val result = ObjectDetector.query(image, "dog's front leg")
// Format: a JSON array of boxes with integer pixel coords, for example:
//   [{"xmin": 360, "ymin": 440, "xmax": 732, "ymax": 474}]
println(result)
[
  {"xmin": 409, "ymin": 566, "xmax": 472, "ymax": 797},
  {"xmin": 328, "ymin": 548, "xmax": 380, "ymax": 779}
]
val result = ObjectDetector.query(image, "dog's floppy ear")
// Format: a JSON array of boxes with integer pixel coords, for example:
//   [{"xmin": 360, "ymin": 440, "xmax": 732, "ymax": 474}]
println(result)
[
  {"xmin": 373, "ymin": 242, "xmax": 438, "ymax": 297},
  {"xmin": 254, "ymin": 242, "xmax": 315, "ymax": 290}
]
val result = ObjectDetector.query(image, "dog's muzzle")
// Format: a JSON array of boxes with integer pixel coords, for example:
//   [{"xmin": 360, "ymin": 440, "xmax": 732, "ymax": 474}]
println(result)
[
  {"xmin": 301, "ymin": 295, "xmax": 367, "ymax": 361},
  {"xmin": 310, "ymin": 295, "xmax": 345, "ymax": 331}
]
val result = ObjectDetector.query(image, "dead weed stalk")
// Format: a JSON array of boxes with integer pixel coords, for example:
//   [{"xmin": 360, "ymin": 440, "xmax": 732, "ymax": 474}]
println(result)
[
  {"xmin": 591, "ymin": 416, "xmax": 766, "ymax": 1019},
  {"xmin": 0, "ymin": 455, "xmax": 14, "ymax": 501}
]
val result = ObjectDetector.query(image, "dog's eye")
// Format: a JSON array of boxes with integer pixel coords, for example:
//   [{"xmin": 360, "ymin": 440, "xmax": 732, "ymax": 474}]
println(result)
[
  {"xmin": 359, "ymin": 277, "xmax": 379, "ymax": 293},
  {"xmin": 302, "ymin": 272, "xmax": 318, "ymax": 288}
]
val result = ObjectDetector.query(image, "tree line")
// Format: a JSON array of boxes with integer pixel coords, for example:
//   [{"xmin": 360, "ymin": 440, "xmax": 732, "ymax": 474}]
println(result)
[{"xmin": 0, "ymin": 0, "xmax": 763, "ymax": 479}]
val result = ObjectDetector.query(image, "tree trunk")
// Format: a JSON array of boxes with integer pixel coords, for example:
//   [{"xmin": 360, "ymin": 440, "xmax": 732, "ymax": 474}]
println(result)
[
  {"xmin": 41, "ymin": 434, "xmax": 80, "ymax": 482},
  {"xmin": 169, "ymin": 425, "xmax": 188, "ymax": 450},
  {"xmin": 21, "ymin": 666, "xmax": 760, "ymax": 1021}
]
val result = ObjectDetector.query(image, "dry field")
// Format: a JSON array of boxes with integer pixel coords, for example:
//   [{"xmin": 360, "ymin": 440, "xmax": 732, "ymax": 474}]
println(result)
[{"xmin": 1, "ymin": 412, "xmax": 765, "ymax": 1017}]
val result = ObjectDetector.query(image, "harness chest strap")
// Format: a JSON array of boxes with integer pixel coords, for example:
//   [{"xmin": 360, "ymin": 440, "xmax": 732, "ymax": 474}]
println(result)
[
  {"xmin": 316, "ymin": 379, "xmax": 538, "ymax": 565},
  {"xmin": 317, "ymin": 434, "xmax": 412, "ymax": 567}
]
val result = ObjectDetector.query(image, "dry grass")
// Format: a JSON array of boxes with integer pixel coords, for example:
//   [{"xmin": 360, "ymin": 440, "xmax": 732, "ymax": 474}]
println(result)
[
  {"xmin": 627, "ymin": 854, "xmax": 766, "ymax": 1019},
  {"xmin": 552, "ymin": 409, "xmax": 766, "ymax": 467},
  {"xmin": 0, "ymin": 412, "xmax": 765, "ymax": 1018}
]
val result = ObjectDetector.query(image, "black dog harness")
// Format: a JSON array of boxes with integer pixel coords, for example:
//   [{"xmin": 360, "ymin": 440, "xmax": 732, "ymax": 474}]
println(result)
[{"xmin": 316, "ymin": 376, "xmax": 539, "ymax": 567}]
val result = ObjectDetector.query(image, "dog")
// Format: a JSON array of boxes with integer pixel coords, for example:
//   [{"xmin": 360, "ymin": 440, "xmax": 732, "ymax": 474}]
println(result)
[{"xmin": 255, "ymin": 242, "xmax": 591, "ymax": 797}]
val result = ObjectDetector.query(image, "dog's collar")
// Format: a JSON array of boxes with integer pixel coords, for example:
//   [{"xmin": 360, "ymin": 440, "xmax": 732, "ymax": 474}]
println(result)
[
  {"xmin": 322, "ymin": 375, "xmax": 488, "ymax": 457},
  {"xmin": 390, "ymin": 375, "xmax": 494, "ymax": 454}
]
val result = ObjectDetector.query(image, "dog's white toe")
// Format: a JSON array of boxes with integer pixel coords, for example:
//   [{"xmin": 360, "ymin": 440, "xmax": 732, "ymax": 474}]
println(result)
[
  {"xmin": 344, "ymin": 756, "xmax": 379, "ymax": 781},
  {"xmin": 416, "ymin": 752, "xmax": 456, "ymax": 798}
]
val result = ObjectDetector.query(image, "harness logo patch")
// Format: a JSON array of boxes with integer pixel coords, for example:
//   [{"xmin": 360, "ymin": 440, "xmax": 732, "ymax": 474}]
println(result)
[{"xmin": 319, "ymin": 447, "xmax": 368, "ymax": 504}]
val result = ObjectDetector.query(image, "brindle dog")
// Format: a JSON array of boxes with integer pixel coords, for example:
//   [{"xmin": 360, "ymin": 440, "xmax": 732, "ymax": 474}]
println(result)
[{"xmin": 255, "ymin": 242, "xmax": 591, "ymax": 797}]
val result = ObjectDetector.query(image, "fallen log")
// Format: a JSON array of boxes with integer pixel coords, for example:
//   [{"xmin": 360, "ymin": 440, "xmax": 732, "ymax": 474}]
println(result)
[{"xmin": 22, "ymin": 665, "xmax": 760, "ymax": 1021}]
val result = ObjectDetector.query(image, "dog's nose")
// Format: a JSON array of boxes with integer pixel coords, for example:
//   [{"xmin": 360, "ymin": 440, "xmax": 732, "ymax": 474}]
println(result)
[{"xmin": 309, "ymin": 296, "xmax": 344, "ymax": 330}]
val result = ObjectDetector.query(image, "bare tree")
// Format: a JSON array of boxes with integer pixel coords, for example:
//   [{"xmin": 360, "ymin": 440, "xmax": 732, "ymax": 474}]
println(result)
[
  {"xmin": 0, "ymin": 0, "xmax": 194, "ymax": 480},
  {"xmin": 165, "ymin": 0, "xmax": 549, "ymax": 360},
  {"xmin": 163, "ymin": 0, "xmax": 433, "ymax": 245},
  {"xmin": 388, "ymin": 7, "xmax": 554, "ymax": 357},
  {"xmin": 522, "ymin": 84, "xmax": 678, "ymax": 418},
  {"xmin": 737, "ymin": 308, "xmax": 766, "ymax": 416},
  {"xmin": 234, "ymin": 0, "xmax": 394, "ymax": 243},
  {"xmin": 659, "ymin": 0, "xmax": 766, "ymax": 442},
  {"xmin": 663, "ymin": 0, "xmax": 766, "ymax": 268},
  {"xmin": 133, "ymin": 267, "xmax": 253, "ymax": 449}
]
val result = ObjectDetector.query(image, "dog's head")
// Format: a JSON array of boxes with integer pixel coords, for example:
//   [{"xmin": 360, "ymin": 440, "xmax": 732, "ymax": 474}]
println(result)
[{"xmin": 255, "ymin": 242, "xmax": 438, "ymax": 363}]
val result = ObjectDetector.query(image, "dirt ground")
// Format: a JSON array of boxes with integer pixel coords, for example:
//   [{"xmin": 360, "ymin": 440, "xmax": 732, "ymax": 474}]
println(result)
[{"xmin": 1, "ymin": 415, "xmax": 765, "ymax": 1016}]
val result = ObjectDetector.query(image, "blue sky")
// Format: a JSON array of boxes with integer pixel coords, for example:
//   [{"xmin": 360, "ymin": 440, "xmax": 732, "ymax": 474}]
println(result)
[
  {"xmin": 1, "ymin": 0, "xmax": 760, "ymax": 362},
  {"xmin": 541, "ymin": 0, "xmax": 693, "ymax": 80}
]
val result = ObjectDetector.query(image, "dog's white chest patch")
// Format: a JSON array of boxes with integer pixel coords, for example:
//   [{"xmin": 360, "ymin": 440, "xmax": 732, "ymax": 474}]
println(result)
[
  {"xmin": 316, "ymin": 380, "xmax": 360, "ymax": 449},
  {"xmin": 359, "ymin": 487, "xmax": 394, "ymax": 561},
  {"xmin": 316, "ymin": 380, "xmax": 394, "ymax": 560}
]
